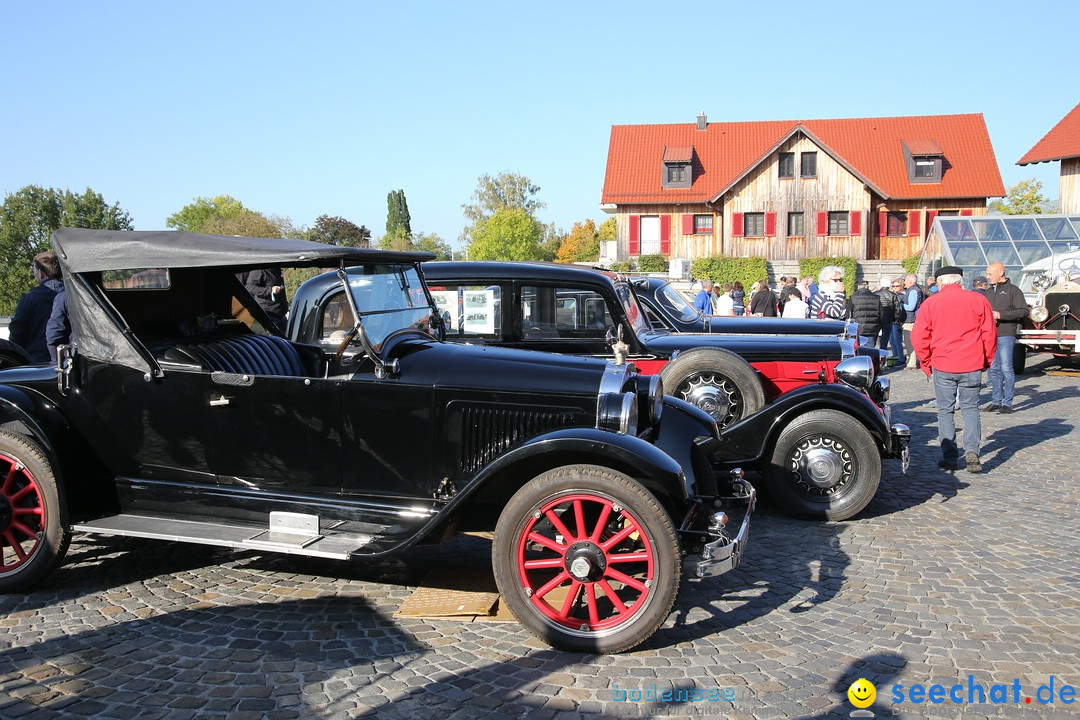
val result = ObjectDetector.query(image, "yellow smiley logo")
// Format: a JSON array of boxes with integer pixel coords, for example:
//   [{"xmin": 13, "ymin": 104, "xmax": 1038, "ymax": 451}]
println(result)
[{"xmin": 847, "ymin": 678, "xmax": 876, "ymax": 708}]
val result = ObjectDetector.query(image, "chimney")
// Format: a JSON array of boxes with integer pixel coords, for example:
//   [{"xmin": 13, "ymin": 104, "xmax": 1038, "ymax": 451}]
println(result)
[{"xmin": 697, "ymin": 111, "xmax": 707, "ymax": 130}]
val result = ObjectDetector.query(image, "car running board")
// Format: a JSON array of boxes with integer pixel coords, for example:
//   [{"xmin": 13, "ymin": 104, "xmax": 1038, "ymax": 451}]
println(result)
[{"xmin": 72, "ymin": 511, "xmax": 372, "ymax": 560}]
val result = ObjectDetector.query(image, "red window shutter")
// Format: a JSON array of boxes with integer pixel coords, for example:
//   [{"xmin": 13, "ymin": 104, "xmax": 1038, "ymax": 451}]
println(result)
[
  {"xmin": 926, "ymin": 210, "xmax": 938, "ymax": 233},
  {"xmin": 908, "ymin": 212, "xmax": 921, "ymax": 237},
  {"xmin": 732, "ymin": 213, "xmax": 744, "ymax": 237},
  {"xmin": 960, "ymin": 209, "xmax": 973, "ymax": 216},
  {"xmin": 816, "ymin": 212, "xmax": 828, "ymax": 236},
  {"xmin": 765, "ymin": 212, "xmax": 776, "ymax": 236},
  {"xmin": 628, "ymin": 215, "xmax": 640, "ymax": 256},
  {"xmin": 660, "ymin": 215, "xmax": 671, "ymax": 254},
  {"xmin": 682, "ymin": 214, "xmax": 694, "ymax": 235},
  {"xmin": 878, "ymin": 212, "xmax": 888, "ymax": 237},
  {"xmin": 849, "ymin": 211, "xmax": 861, "ymax": 236}
]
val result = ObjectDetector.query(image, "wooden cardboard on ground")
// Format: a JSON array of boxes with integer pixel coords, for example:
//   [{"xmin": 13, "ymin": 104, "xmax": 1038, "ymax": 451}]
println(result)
[{"xmin": 395, "ymin": 567, "xmax": 505, "ymax": 622}]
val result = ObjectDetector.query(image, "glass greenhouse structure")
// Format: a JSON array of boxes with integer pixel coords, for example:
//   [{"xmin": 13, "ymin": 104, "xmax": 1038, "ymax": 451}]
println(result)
[{"xmin": 924, "ymin": 215, "xmax": 1080, "ymax": 291}]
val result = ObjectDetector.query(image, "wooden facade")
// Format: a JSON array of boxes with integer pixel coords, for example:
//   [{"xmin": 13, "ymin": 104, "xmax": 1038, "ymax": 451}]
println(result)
[
  {"xmin": 612, "ymin": 136, "xmax": 988, "ymax": 263},
  {"xmin": 1062, "ymin": 157, "xmax": 1080, "ymax": 214},
  {"xmin": 604, "ymin": 114, "xmax": 1002, "ymax": 266}
]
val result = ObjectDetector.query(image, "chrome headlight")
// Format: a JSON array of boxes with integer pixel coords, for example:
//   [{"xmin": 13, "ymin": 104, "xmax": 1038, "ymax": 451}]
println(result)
[
  {"xmin": 834, "ymin": 355, "xmax": 875, "ymax": 391},
  {"xmin": 636, "ymin": 374, "xmax": 664, "ymax": 426},
  {"xmin": 597, "ymin": 392, "xmax": 638, "ymax": 435},
  {"xmin": 869, "ymin": 376, "xmax": 890, "ymax": 404},
  {"xmin": 1031, "ymin": 305, "xmax": 1049, "ymax": 324}
]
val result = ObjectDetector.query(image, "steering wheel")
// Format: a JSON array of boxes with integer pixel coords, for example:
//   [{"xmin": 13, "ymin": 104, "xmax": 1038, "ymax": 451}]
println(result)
[{"xmin": 335, "ymin": 326, "xmax": 359, "ymax": 364}]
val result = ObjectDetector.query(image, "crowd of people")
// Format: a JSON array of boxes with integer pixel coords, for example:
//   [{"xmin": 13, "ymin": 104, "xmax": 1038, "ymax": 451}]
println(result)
[{"xmin": 692, "ymin": 261, "xmax": 1028, "ymax": 474}]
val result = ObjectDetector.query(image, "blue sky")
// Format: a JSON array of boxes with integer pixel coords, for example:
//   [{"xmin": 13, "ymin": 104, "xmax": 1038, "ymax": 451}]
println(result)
[{"xmin": 2, "ymin": 1, "xmax": 1076, "ymax": 249}]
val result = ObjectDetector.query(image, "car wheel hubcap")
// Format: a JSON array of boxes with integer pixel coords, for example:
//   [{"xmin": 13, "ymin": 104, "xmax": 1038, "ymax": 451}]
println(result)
[
  {"xmin": 789, "ymin": 437, "xmax": 852, "ymax": 493},
  {"xmin": 516, "ymin": 493, "xmax": 655, "ymax": 635},
  {"xmin": 679, "ymin": 373, "xmax": 738, "ymax": 426},
  {"xmin": 0, "ymin": 452, "xmax": 46, "ymax": 572}
]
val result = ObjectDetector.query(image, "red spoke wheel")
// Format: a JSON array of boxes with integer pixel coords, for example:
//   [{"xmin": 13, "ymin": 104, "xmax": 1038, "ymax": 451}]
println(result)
[
  {"xmin": 493, "ymin": 465, "xmax": 679, "ymax": 654},
  {"xmin": 0, "ymin": 432, "xmax": 69, "ymax": 592}
]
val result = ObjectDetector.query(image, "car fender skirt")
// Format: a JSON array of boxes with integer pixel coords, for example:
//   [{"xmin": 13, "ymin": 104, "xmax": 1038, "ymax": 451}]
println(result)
[
  {"xmin": 473, "ymin": 428, "xmax": 689, "ymax": 504},
  {"xmin": 712, "ymin": 384, "xmax": 891, "ymax": 464}
]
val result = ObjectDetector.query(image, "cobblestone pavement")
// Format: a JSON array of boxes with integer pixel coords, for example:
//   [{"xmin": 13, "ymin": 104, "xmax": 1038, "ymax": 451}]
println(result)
[{"xmin": 2, "ymin": 355, "xmax": 1078, "ymax": 720}]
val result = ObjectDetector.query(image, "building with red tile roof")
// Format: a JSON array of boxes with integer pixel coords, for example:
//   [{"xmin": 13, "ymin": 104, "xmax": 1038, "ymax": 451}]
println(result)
[
  {"xmin": 601, "ymin": 112, "xmax": 1004, "ymax": 263},
  {"xmin": 1018, "ymin": 102, "xmax": 1080, "ymax": 213}
]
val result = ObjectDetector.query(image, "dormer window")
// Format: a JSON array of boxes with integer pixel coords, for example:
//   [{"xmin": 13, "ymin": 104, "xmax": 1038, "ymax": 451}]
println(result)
[
  {"xmin": 662, "ymin": 146, "xmax": 693, "ymax": 188},
  {"xmin": 902, "ymin": 140, "xmax": 944, "ymax": 183}
]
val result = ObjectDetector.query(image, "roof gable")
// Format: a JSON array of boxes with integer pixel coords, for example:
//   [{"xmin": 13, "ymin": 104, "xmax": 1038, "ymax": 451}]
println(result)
[
  {"xmin": 1018, "ymin": 102, "xmax": 1080, "ymax": 165},
  {"xmin": 602, "ymin": 113, "xmax": 1004, "ymax": 205}
]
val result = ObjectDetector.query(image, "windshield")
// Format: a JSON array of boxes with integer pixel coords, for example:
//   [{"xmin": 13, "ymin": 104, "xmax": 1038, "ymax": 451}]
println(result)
[
  {"xmin": 615, "ymin": 283, "xmax": 651, "ymax": 335},
  {"xmin": 346, "ymin": 264, "xmax": 436, "ymax": 348},
  {"xmin": 654, "ymin": 280, "xmax": 701, "ymax": 323}
]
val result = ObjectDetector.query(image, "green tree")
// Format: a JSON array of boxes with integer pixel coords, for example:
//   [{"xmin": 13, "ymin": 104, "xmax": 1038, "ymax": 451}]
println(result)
[
  {"xmin": 201, "ymin": 212, "xmax": 284, "ymax": 239},
  {"xmin": 988, "ymin": 178, "xmax": 1052, "ymax": 215},
  {"xmin": 0, "ymin": 185, "xmax": 132, "ymax": 313},
  {"xmin": 166, "ymin": 195, "xmax": 248, "ymax": 232},
  {"xmin": 461, "ymin": 171, "xmax": 546, "ymax": 240},
  {"xmin": 598, "ymin": 217, "xmax": 616, "ymax": 242},
  {"xmin": 555, "ymin": 219, "xmax": 600, "ymax": 263},
  {"xmin": 466, "ymin": 207, "xmax": 544, "ymax": 260},
  {"xmin": 311, "ymin": 215, "xmax": 371, "ymax": 247},
  {"xmin": 414, "ymin": 231, "xmax": 452, "ymax": 260},
  {"xmin": 386, "ymin": 189, "xmax": 412, "ymax": 239}
]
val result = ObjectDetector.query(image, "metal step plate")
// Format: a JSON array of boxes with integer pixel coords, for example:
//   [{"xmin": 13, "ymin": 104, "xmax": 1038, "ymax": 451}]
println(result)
[{"xmin": 72, "ymin": 513, "xmax": 372, "ymax": 560}]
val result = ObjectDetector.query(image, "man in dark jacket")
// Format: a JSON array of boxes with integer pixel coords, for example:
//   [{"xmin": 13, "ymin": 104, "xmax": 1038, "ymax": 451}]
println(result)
[
  {"xmin": 846, "ymin": 281, "xmax": 883, "ymax": 347},
  {"xmin": 9, "ymin": 252, "xmax": 64, "ymax": 364},
  {"xmin": 876, "ymin": 282, "xmax": 902, "ymax": 359},
  {"xmin": 241, "ymin": 268, "xmax": 289, "ymax": 332},
  {"xmin": 982, "ymin": 262, "xmax": 1029, "ymax": 413}
]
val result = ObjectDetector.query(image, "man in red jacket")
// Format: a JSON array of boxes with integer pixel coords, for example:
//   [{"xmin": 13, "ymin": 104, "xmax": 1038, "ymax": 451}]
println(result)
[{"xmin": 911, "ymin": 266, "xmax": 997, "ymax": 473}]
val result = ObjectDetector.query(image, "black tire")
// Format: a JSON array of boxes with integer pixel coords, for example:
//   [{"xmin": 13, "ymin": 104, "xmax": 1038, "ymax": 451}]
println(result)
[
  {"xmin": 492, "ymin": 465, "xmax": 680, "ymax": 654},
  {"xmin": 0, "ymin": 432, "xmax": 69, "ymax": 592},
  {"xmin": 0, "ymin": 339, "xmax": 31, "ymax": 370},
  {"xmin": 659, "ymin": 348, "xmax": 765, "ymax": 429},
  {"xmin": 763, "ymin": 410, "xmax": 881, "ymax": 521},
  {"xmin": 1012, "ymin": 343, "xmax": 1027, "ymax": 375}
]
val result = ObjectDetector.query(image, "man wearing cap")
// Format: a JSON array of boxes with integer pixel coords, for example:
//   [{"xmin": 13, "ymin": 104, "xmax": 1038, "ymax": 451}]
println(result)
[
  {"xmin": 983, "ymin": 261, "xmax": 1028, "ymax": 414},
  {"xmin": 911, "ymin": 266, "xmax": 997, "ymax": 473}
]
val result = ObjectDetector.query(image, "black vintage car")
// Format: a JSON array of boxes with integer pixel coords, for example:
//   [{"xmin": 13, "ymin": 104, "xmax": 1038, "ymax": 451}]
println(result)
[
  {"xmin": 292, "ymin": 262, "xmax": 911, "ymax": 522},
  {"xmin": 0, "ymin": 229, "xmax": 754, "ymax": 655}
]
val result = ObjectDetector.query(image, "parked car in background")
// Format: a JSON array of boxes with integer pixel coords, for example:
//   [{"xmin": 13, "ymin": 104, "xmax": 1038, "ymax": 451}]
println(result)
[
  {"xmin": 0, "ymin": 229, "xmax": 755, "ymax": 655},
  {"xmin": 1016, "ymin": 254, "xmax": 1080, "ymax": 371},
  {"xmin": 292, "ymin": 262, "xmax": 911, "ymax": 521}
]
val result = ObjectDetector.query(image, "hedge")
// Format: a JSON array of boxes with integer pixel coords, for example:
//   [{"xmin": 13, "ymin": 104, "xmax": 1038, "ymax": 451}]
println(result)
[
  {"xmin": 798, "ymin": 257, "xmax": 858, "ymax": 286},
  {"xmin": 689, "ymin": 256, "xmax": 769, "ymax": 291}
]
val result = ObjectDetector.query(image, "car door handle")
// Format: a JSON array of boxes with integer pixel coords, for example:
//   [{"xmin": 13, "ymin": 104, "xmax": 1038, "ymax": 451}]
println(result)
[{"xmin": 209, "ymin": 395, "xmax": 231, "ymax": 407}]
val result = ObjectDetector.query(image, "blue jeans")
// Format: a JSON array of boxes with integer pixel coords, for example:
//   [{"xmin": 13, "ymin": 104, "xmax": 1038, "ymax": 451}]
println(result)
[
  {"xmin": 859, "ymin": 335, "xmax": 877, "ymax": 348},
  {"xmin": 933, "ymin": 369, "xmax": 983, "ymax": 463},
  {"xmin": 988, "ymin": 335, "xmax": 1016, "ymax": 407},
  {"xmin": 885, "ymin": 324, "xmax": 905, "ymax": 364}
]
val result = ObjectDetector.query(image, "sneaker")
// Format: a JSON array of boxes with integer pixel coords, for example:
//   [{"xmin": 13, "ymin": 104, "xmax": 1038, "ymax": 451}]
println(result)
[
  {"xmin": 965, "ymin": 451, "xmax": 981, "ymax": 473},
  {"xmin": 998, "ymin": 406, "xmax": 1013, "ymax": 414},
  {"xmin": 938, "ymin": 458, "xmax": 958, "ymax": 471},
  {"xmin": 984, "ymin": 404, "xmax": 1000, "ymax": 412}
]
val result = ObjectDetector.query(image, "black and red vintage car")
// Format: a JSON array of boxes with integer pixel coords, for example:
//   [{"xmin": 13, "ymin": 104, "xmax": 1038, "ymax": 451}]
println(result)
[
  {"xmin": 291, "ymin": 261, "xmax": 910, "ymax": 522},
  {"xmin": 0, "ymin": 229, "xmax": 755, "ymax": 654}
]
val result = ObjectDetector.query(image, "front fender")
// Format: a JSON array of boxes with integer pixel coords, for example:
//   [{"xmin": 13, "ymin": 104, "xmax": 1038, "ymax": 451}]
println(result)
[
  {"xmin": 457, "ymin": 427, "xmax": 689, "ymax": 509},
  {"xmin": 0, "ymin": 384, "xmax": 64, "ymax": 468},
  {"xmin": 712, "ymin": 384, "xmax": 891, "ymax": 465}
]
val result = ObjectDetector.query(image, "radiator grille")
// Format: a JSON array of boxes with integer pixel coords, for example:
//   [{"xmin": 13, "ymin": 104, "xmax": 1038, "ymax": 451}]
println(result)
[{"xmin": 460, "ymin": 406, "xmax": 578, "ymax": 474}]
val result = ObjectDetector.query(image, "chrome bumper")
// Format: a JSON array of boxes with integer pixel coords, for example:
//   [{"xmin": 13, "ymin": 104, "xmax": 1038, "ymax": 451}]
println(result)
[
  {"xmin": 693, "ymin": 480, "xmax": 756, "ymax": 579},
  {"xmin": 891, "ymin": 423, "xmax": 911, "ymax": 473}
]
